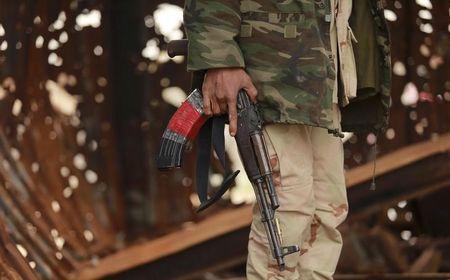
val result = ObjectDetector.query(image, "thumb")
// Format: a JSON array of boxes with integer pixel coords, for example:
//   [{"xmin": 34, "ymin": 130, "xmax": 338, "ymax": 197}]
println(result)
[{"xmin": 242, "ymin": 76, "xmax": 258, "ymax": 102}]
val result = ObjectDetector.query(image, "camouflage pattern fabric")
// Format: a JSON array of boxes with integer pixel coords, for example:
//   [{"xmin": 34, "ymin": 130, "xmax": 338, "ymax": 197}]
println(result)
[
  {"xmin": 184, "ymin": 0, "xmax": 392, "ymax": 134},
  {"xmin": 367, "ymin": 0, "xmax": 392, "ymax": 133}
]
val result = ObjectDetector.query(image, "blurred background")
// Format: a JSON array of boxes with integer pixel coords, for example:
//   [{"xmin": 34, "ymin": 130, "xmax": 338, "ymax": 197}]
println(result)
[{"xmin": 0, "ymin": 0, "xmax": 449, "ymax": 279}]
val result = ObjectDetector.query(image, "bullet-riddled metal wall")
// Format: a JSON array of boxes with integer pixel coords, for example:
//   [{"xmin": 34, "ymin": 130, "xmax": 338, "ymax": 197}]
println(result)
[
  {"xmin": 0, "ymin": 1, "xmax": 195, "ymax": 278},
  {"xmin": 0, "ymin": 0, "xmax": 449, "ymax": 279}
]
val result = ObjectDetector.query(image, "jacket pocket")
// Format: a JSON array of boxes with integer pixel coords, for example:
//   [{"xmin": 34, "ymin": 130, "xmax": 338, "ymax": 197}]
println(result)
[
  {"xmin": 239, "ymin": 13, "xmax": 303, "ymax": 39},
  {"xmin": 240, "ymin": 0, "xmax": 315, "ymax": 14},
  {"xmin": 239, "ymin": 11, "xmax": 330, "ymax": 88}
]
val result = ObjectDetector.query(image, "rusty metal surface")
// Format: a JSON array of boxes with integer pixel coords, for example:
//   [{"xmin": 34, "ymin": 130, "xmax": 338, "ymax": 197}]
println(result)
[
  {"xmin": 0, "ymin": 0, "xmax": 199, "ymax": 278},
  {"xmin": 0, "ymin": 1, "xmax": 123, "ymax": 279},
  {"xmin": 0, "ymin": 0, "xmax": 448, "ymax": 279}
]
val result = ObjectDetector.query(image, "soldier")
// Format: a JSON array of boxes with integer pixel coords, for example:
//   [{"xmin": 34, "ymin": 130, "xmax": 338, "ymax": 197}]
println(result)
[{"xmin": 184, "ymin": 0, "xmax": 391, "ymax": 279}]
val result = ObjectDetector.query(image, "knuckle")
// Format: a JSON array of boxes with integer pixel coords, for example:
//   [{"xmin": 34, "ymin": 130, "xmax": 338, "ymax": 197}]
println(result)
[
  {"xmin": 216, "ymin": 93, "xmax": 225, "ymax": 101},
  {"xmin": 219, "ymin": 101, "xmax": 227, "ymax": 109},
  {"xmin": 229, "ymin": 108, "xmax": 237, "ymax": 114},
  {"xmin": 202, "ymin": 83, "xmax": 212, "ymax": 92},
  {"xmin": 213, "ymin": 102, "xmax": 220, "ymax": 110},
  {"xmin": 226, "ymin": 92, "xmax": 237, "ymax": 101},
  {"xmin": 203, "ymin": 103, "xmax": 211, "ymax": 114}
]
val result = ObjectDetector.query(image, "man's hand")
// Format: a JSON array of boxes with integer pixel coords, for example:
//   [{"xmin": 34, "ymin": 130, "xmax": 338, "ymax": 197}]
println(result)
[{"xmin": 202, "ymin": 68, "xmax": 258, "ymax": 136}]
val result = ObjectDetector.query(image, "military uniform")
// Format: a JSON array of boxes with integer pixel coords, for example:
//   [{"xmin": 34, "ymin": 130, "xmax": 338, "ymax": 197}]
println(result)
[{"xmin": 184, "ymin": 0, "xmax": 391, "ymax": 279}]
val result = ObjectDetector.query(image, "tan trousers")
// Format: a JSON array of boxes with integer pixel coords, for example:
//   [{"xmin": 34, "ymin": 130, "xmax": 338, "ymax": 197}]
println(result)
[{"xmin": 246, "ymin": 105, "xmax": 348, "ymax": 280}]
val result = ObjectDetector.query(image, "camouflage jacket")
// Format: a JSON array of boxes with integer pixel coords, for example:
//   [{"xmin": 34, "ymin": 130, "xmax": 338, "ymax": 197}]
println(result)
[{"xmin": 184, "ymin": 0, "xmax": 392, "ymax": 134}]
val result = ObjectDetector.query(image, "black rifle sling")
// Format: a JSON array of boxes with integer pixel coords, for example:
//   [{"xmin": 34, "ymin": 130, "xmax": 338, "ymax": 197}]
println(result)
[
  {"xmin": 195, "ymin": 117, "xmax": 212, "ymax": 204},
  {"xmin": 192, "ymin": 71, "xmax": 239, "ymax": 212},
  {"xmin": 195, "ymin": 116, "xmax": 239, "ymax": 212}
]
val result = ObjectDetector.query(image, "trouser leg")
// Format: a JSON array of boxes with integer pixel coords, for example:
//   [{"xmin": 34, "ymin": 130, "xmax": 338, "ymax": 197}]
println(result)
[
  {"xmin": 298, "ymin": 105, "xmax": 348, "ymax": 280},
  {"xmin": 247, "ymin": 124, "xmax": 315, "ymax": 280}
]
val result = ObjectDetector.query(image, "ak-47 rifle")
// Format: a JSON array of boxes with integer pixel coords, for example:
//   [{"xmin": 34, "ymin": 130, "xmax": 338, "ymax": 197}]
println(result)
[{"xmin": 157, "ymin": 39, "xmax": 299, "ymax": 270}]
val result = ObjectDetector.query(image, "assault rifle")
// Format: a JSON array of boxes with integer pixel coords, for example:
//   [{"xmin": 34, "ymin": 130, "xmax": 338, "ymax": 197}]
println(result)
[{"xmin": 157, "ymin": 39, "xmax": 299, "ymax": 269}]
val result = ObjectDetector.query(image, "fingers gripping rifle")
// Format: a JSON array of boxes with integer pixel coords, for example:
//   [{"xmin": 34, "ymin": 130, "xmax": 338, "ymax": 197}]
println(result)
[{"xmin": 157, "ymin": 39, "xmax": 299, "ymax": 269}]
